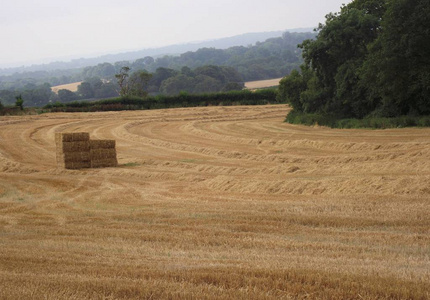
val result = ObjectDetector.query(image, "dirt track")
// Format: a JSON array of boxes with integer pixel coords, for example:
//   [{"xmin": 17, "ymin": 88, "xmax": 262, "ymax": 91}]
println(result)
[{"xmin": 1, "ymin": 105, "xmax": 429, "ymax": 298}]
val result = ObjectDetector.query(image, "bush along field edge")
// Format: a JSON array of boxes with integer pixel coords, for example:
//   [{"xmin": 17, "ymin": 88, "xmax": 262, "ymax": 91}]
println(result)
[{"xmin": 41, "ymin": 89, "xmax": 280, "ymax": 113}]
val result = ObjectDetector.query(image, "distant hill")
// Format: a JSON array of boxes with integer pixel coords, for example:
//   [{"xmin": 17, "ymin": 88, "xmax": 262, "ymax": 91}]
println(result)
[
  {"xmin": 0, "ymin": 28, "xmax": 313, "ymax": 76},
  {"xmin": 93, "ymin": 28, "xmax": 313, "ymax": 63}
]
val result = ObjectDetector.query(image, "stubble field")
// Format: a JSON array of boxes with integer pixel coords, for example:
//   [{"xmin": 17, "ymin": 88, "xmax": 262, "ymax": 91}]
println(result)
[
  {"xmin": 0, "ymin": 105, "xmax": 429, "ymax": 299},
  {"xmin": 244, "ymin": 78, "xmax": 282, "ymax": 90},
  {"xmin": 51, "ymin": 82, "xmax": 82, "ymax": 94}
]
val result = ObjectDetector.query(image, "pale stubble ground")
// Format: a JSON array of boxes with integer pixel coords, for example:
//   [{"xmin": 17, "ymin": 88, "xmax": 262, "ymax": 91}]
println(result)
[{"xmin": 0, "ymin": 105, "xmax": 429, "ymax": 299}]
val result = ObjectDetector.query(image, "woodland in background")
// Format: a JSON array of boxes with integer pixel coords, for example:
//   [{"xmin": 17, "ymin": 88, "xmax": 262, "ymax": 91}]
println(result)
[
  {"xmin": 0, "ymin": 32, "xmax": 314, "ymax": 107},
  {"xmin": 278, "ymin": 0, "xmax": 430, "ymax": 122}
]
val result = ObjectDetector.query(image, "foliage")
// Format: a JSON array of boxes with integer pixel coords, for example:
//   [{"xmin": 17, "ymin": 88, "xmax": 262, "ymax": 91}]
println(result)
[
  {"xmin": 115, "ymin": 66, "xmax": 131, "ymax": 97},
  {"xmin": 0, "ymin": 31, "xmax": 314, "ymax": 93},
  {"xmin": 58, "ymin": 89, "xmax": 79, "ymax": 102},
  {"xmin": 286, "ymin": 111, "xmax": 430, "ymax": 129},
  {"xmin": 44, "ymin": 89, "xmax": 280, "ymax": 112},
  {"xmin": 128, "ymin": 71, "xmax": 152, "ymax": 97},
  {"xmin": 76, "ymin": 82, "xmax": 94, "ymax": 99},
  {"xmin": 0, "ymin": 32, "xmax": 316, "ymax": 107},
  {"xmin": 15, "ymin": 95, "xmax": 24, "ymax": 110},
  {"xmin": 279, "ymin": 0, "xmax": 430, "ymax": 122},
  {"xmin": 361, "ymin": 0, "xmax": 430, "ymax": 117},
  {"xmin": 158, "ymin": 65, "xmax": 244, "ymax": 95},
  {"xmin": 114, "ymin": 67, "xmax": 152, "ymax": 98}
]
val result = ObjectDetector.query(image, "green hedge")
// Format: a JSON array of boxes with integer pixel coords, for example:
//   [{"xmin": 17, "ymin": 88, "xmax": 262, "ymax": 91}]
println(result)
[
  {"xmin": 286, "ymin": 110, "xmax": 430, "ymax": 129},
  {"xmin": 44, "ymin": 89, "xmax": 280, "ymax": 112}
]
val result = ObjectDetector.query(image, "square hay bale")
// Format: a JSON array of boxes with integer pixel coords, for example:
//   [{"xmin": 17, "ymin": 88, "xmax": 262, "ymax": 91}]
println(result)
[
  {"xmin": 56, "ymin": 132, "xmax": 90, "ymax": 143},
  {"xmin": 90, "ymin": 149, "xmax": 117, "ymax": 160},
  {"xmin": 57, "ymin": 141, "xmax": 91, "ymax": 153},
  {"xmin": 57, "ymin": 152, "xmax": 91, "ymax": 163},
  {"xmin": 63, "ymin": 161, "xmax": 92, "ymax": 169},
  {"xmin": 55, "ymin": 132, "xmax": 118, "ymax": 169},
  {"xmin": 91, "ymin": 158, "xmax": 118, "ymax": 168},
  {"xmin": 90, "ymin": 140, "xmax": 116, "ymax": 149}
]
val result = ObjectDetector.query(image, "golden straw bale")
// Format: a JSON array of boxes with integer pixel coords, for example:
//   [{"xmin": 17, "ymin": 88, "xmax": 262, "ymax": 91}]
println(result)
[
  {"xmin": 90, "ymin": 140, "xmax": 116, "ymax": 149},
  {"xmin": 58, "ymin": 152, "xmax": 91, "ymax": 163},
  {"xmin": 57, "ymin": 141, "xmax": 90, "ymax": 153},
  {"xmin": 54, "ymin": 132, "xmax": 119, "ymax": 169},
  {"xmin": 63, "ymin": 161, "xmax": 92, "ymax": 169},
  {"xmin": 91, "ymin": 158, "xmax": 118, "ymax": 168},
  {"xmin": 55, "ymin": 133, "xmax": 63, "ymax": 146},
  {"xmin": 57, "ymin": 132, "xmax": 90, "ymax": 142},
  {"xmin": 90, "ymin": 149, "xmax": 117, "ymax": 160}
]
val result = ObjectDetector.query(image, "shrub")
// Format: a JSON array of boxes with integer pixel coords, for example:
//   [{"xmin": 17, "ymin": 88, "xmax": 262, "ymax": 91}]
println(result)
[
  {"xmin": 286, "ymin": 111, "xmax": 430, "ymax": 129},
  {"xmin": 43, "ymin": 89, "xmax": 280, "ymax": 113}
]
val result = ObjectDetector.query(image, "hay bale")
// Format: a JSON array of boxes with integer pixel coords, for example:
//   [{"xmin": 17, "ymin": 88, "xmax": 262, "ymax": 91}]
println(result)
[
  {"xmin": 56, "ymin": 132, "xmax": 92, "ymax": 169},
  {"xmin": 56, "ymin": 132, "xmax": 90, "ymax": 142},
  {"xmin": 57, "ymin": 141, "xmax": 91, "ymax": 153},
  {"xmin": 89, "ymin": 139, "xmax": 117, "ymax": 168},
  {"xmin": 90, "ymin": 149, "xmax": 117, "ymax": 160},
  {"xmin": 91, "ymin": 158, "xmax": 118, "ymax": 168},
  {"xmin": 58, "ymin": 152, "xmax": 91, "ymax": 163},
  {"xmin": 90, "ymin": 140, "xmax": 116, "ymax": 149},
  {"xmin": 63, "ymin": 161, "xmax": 92, "ymax": 169},
  {"xmin": 55, "ymin": 133, "xmax": 118, "ymax": 169}
]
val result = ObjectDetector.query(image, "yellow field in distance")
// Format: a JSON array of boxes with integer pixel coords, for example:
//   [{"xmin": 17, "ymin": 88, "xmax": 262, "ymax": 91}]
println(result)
[
  {"xmin": 245, "ymin": 77, "xmax": 283, "ymax": 90},
  {"xmin": 51, "ymin": 81, "xmax": 82, "ymax": 94}
]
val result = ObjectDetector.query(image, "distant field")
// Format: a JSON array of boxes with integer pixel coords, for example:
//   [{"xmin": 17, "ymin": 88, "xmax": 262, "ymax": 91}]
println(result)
[
  {"xmin": 0, "ymin": 105, "xmax": 429, "ymax": 299},
  {"xmin": 245, "ymin": 77, "xmax": 282, "ymax": 89},
  {"xmin": 51, "ymin": 81, "xmax": 82, "ymax": 94},
  {"xmin": 50, "ymin": 78, "xmax": 281, "ymax": 95}
]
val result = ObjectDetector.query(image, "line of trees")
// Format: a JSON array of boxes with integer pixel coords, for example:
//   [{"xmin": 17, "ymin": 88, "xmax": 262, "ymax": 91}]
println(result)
[
  {"xmin": 0, "ymin": 64, "xmax": 246, "ymax": 107},
  {"xmin": 278, "ymin": 0, "xmax": 430, "ymax": 120},
  {"xmin": 0, "ymin": 31, "xmax": 315, "ymax": 107},
  {"xmin": 43, "ymin": 89, "xmax": 279, "ymax": 113},
  {"xmin": 80, "ymin": 31, "xmax": 314, "ymax": 82}
]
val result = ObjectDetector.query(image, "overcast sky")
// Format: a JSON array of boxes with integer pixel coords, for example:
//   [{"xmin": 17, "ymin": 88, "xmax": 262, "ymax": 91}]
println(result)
[{"xmin": 1, "ymin": 0, "xmax": 350, "ymax": 67}]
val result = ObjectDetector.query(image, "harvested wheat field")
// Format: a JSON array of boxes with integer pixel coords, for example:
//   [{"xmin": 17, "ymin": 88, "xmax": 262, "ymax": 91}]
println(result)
[
  {"xmin": 51, "ymin": 81, "xmax": 82, "ymax": 94},
  {"xmin": 0, "ymin": 105, "xmax": 429, "ymax": 299},
  {"xmin": 245, "ymin": 78, "xmax": 282, "ymax": 90}
]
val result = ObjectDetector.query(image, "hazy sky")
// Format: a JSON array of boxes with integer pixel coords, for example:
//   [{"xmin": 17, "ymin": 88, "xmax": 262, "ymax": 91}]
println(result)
[{"xmin": 1, "ymin": 0, "xmax": 350, "ymax": 67}]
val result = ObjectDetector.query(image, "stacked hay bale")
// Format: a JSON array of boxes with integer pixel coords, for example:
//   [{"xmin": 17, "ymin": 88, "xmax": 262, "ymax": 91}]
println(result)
[
  {"xmin": 90, "ymin": 139, "xmax": 118, "ymax": 168},
  {"xmin": 55, "ymin": 132, "xmax": 91, "ymax": 169},
  {"xmin": 56, "ymin": 132, "xmax": 118, "ymax": 169}
]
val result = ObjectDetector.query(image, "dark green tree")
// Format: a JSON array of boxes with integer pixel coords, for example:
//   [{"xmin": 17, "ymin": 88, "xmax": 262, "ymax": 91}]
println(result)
[
  {"xmin": 193, "ymin": 75, "xmax": 223, "ymax": 94},
  {"xmin": 15, "ymin": 95, "xmax": 24, "ymax": 110},
  {"xmin": 361, "ymin": 0, "xmax": 430, "ymax": 116},
  {"xmin": 298, "ymin": 0, "xmax": 386, "ymax": 117},
  {"xmin": 94, "ymin": 82, "xmax": 118, "ymax": 98},
  {"xmin": 148, "ymin": 68, "xmax": 179, "ymax": 92},
  {"xmin": 77, "ymin": 82, "xmax": 95, "ymax": 99},
  {"xmin": 128, "ymin": 71, "xmax": 152, "ymax": 97},
  {"xmin": 115, "ymin": 67, "xmax": 152, "ymax": 98},
  {"xmin": 160, "ymin": 74, "xmax": 195, "ymax": 95},
  {"xmin": 58, "ymin": 89, "xmax": 78, "ymax": 102},
  {"xmin": 277, "ymin": 68, "xmax": 309, "ymax": 112}
]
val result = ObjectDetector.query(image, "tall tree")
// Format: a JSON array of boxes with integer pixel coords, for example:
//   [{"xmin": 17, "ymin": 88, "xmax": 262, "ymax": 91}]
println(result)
[
  {"xmin": 115, "ymin": 67, "xmax": 130, "ymax": 97},
  {"xmin": 298, "ymin": 0, "xmax": 386, "ymax": 117},
  {"xmin": 15, "ymin": 95, "xmax": 24, "ymax": 110},
  {"xmin": 77, "ymin": 82, "xmax": 95, "ymax": 99},
  {"xmin": 361, "ymin": 0, "xmax": 430, "ymax": 116},
  {"xmin": 280, "ymin": 0, "xmax": 430, "ymax": 119},
  {"xmin": 128, "ymin": 71, "xmax": 152, "ymax": 98}
]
